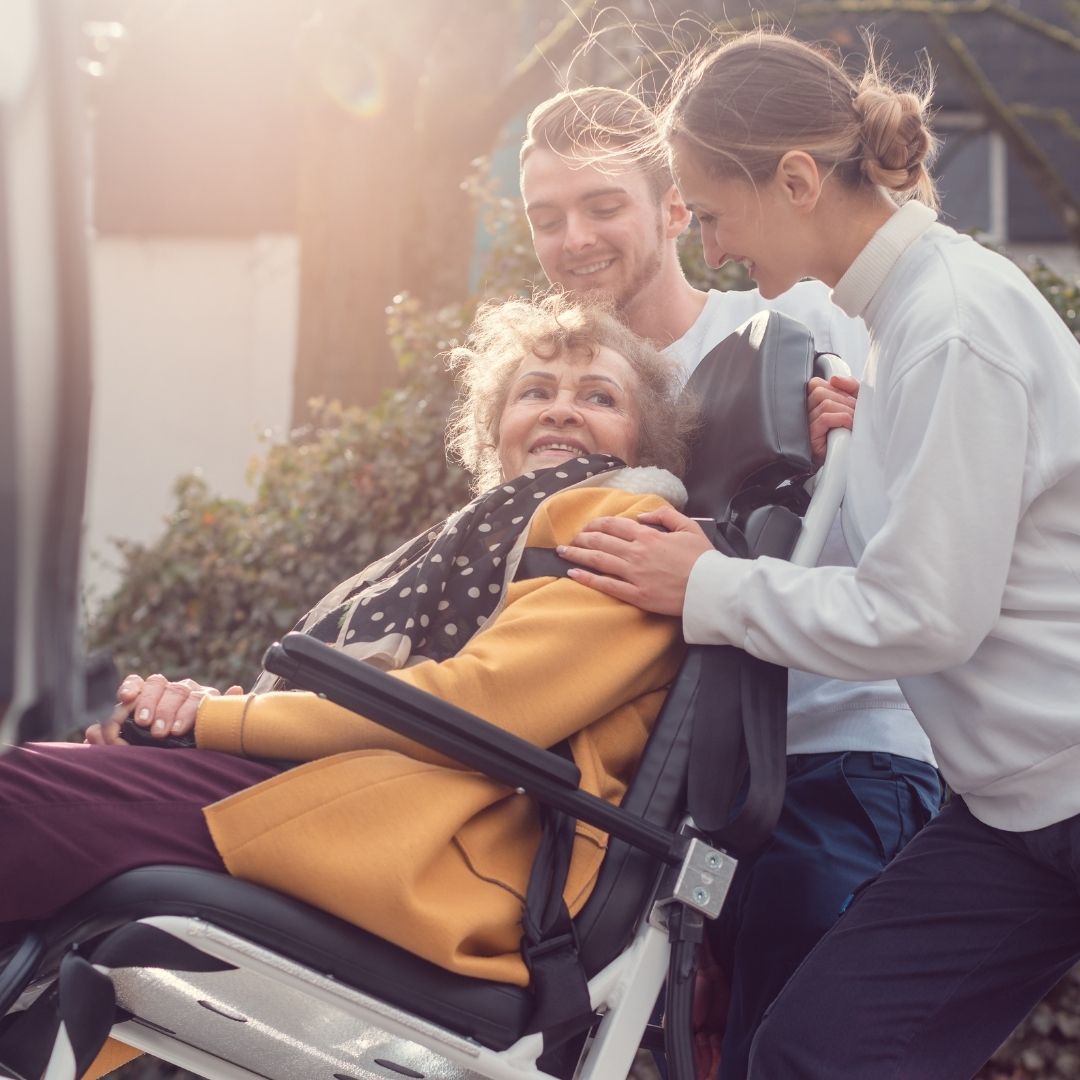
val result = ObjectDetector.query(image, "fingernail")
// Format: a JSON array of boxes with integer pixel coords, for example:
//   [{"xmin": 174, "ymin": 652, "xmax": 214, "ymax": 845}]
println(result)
[
  {"xmin": 152, "ymin": 719, "xmax": 166, "ymax": 735},
  {"xmin": 556, "ymin": 545, "xmax": 566, "ymax": 555},
  {"xmin": 138, "ymin": 708, "xmax": 150, "ymax": 722},
  {"xmin": 567, "ymin": 568, "xmax": 581, "ymax": 578},
  {"xmin": 172, "ymin": 720, "xmax": 185, "ymax": 734}
]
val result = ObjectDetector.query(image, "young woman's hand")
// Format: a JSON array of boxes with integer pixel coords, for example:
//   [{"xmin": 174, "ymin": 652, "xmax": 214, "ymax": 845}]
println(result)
[
  {"xmin": 807, "ymin": 374, "xmax": 860, "ymax": 466},
  {"xmin": 84, "ymin": 673, "xmax": 243, "ymax": 746},
  {"xmin": 558, "ymin": 506, "xmax": 714, "ymax": 616}
]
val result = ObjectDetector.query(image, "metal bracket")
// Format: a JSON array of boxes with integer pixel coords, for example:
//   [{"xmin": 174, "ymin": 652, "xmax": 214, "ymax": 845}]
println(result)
[{"xmin": 651, "ymin": 838, "xmax": 736, "ymax": 925}]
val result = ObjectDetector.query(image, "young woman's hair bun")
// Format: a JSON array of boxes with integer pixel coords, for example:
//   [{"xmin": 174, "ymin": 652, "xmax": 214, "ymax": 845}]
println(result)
[
  {"xmin": 853, "ymin": 77, "xmax": 938, "ymax": 202},
  {"xmin": 663, "ymin": 30, "xmax": 940, "ymax": 209}
]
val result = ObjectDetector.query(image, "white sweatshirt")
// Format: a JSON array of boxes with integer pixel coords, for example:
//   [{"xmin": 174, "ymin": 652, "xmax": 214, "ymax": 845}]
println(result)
[
  {"xmin": 684, "ymin": 202, "xmax": 1080, "ymax": 831},
  {"xmin": 667, "ymin": 281, "xmax": 934, "ymax": 764}
]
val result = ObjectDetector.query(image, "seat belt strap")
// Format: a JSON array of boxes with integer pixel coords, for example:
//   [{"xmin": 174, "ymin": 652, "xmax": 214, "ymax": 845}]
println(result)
[
  {"xmin": 688, "ymin": 648, "xmax": 788, "ymax": 857},
  {"xmin": 520, "ymin": 752, "xmax": 593, "ymax": 1049}
]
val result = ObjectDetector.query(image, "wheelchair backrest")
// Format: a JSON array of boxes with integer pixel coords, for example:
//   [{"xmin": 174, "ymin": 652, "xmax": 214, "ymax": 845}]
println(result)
[
  {"xmin": 575, "ymin": 310, "xmax": 816, "ymax": 976},
  {"xmin": 683, "ymin": 310, "xmax": 815, "ymax": 522}
]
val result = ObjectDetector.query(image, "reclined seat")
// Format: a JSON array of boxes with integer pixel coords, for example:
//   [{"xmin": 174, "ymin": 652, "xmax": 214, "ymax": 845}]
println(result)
[{"xmin": 0, "ymin": 308, "xmax": 852, "ymax": 1080}]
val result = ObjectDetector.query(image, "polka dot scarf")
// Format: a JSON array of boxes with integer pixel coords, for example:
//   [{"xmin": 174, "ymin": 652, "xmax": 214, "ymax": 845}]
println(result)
[{"xmin": 252, "ymin": 454, "xmax": 623, "ymax": 691}]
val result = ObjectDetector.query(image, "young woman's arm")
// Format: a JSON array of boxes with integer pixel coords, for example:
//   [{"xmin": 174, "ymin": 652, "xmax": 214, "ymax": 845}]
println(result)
[{"xmin": 563, "ymin": 339, "xmax": 1031, "ymax": 680}]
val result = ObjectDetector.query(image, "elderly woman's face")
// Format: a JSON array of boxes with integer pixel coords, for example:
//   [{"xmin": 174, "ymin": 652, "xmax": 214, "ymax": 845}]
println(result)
[{"xmin": 496, "ymin": 346, "xmax": 641, "ymax": 481}]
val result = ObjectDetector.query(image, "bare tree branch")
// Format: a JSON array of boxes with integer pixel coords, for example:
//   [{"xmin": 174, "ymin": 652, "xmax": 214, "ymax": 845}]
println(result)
[
  {"xmin": 928, "ymin": 13, "xmax": 1080, "ymax": 242},
  {"xmin": 719, "ymin": 0, "xmax": 1080, "ymax": 54},
  {"xmin": 1012, "ymin": 103, "xmax": 1080, "ymax": 144},
  {"xmin": 483, "ymin": 0, "xmax": 600, "ymax": 137},
  {"xmin": 980, "ymin": 0, "xmax": 1080, "ymax": 54}
]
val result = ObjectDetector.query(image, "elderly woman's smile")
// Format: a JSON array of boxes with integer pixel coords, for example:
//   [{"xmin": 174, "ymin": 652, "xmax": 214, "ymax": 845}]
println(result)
[{"xmin": 496, "ymin": 346, "xmax": 641, "ymax": 481}]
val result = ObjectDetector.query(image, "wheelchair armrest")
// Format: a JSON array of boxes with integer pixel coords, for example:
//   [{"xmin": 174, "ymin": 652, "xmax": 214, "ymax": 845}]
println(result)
[{"xmin": 263, "ymin": 634, "xmax": 687, "ymax": 863}]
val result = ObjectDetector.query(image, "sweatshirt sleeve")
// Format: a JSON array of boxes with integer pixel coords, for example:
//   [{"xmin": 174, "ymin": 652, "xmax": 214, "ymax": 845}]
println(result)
[
  {"xmin": 684, "ymin": 338, "xmax": 1031, "ymax": 679},
  {"xmin": 196, "ymin": 488, "xmax": 685, "ymax": 764}
]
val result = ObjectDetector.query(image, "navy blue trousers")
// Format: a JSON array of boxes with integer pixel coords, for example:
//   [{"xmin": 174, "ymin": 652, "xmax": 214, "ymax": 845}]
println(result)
[
  {"xmin": 713, "ymin": 751, "xmax": 942, "ymax": 1080},
  {"xmin": 749, "ymin": 797, "xmax": 1080, "ymax": 1079}
]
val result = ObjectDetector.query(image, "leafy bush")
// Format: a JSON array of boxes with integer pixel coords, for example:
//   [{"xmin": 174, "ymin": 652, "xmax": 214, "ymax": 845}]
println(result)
[
  {"xmin": 979, "ymin": 966, "xmax": 1080, "ymax": 1079},
  {"xmin": 88, "ymin": 296, "xmax": 474, "ymax": 687},
  {"xmin": 1023, "ymin": 258, "xmax": 1080, "ymax": 341}
]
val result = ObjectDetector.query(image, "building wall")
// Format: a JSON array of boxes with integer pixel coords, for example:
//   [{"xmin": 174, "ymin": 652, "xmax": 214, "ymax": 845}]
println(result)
[{"xmin": 84, "ymin": 234, "xmax": 298, "ymax": 603}]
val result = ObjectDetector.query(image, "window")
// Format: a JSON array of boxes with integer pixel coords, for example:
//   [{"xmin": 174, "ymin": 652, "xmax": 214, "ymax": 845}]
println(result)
[{"xmin": 933, "ymin": 113, "xmax": 1008, "ymax": 242}]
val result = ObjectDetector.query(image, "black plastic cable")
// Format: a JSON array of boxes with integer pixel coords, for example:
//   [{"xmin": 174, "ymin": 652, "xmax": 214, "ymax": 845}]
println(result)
[{"xmin": 665, "ymin": 905, "xmax": 705, "ymax": 1080}]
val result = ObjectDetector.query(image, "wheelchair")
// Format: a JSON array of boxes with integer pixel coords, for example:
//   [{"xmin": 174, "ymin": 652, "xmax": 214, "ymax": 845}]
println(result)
[
  {"xmin": 0, "ymin": 303, "xmax": 851, "ymax": 1079},
  {"xmin": 0, "ymin": 7, "xmax": 852, "ymax": 1075}
]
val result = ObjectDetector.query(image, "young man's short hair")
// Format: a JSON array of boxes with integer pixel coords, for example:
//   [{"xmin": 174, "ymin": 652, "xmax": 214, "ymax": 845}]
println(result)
[{"xmin": 520, "ymin": 86, "xmax": 673, "ymax": 199}]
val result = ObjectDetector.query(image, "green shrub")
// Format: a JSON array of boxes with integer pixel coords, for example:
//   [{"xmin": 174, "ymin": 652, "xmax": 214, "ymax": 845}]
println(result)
[
  {"xmin": 1023, "ymin": 257, "xmax": 1080, "ymax": 341},
  {"xmin": 88, "ymin": 296, "xmax": 474, "ymax": 687}
]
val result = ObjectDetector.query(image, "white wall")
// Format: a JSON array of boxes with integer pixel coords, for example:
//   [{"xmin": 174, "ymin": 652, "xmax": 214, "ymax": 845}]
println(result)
[{"xmin": 84, "ymin": 234, "xmax": 298, "ymax": 604}]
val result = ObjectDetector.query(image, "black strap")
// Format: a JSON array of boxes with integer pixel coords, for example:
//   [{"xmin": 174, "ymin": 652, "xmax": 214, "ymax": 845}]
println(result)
[
  {"xmin": 121, "ymin": 714, "xmax": 196, "ymax": 750},
  {"xmin": 514, "ymin": 525, "xmax": 679, "ymax": 585},
  {"xmin": 684, "ymin": 519, "xmax": 788, "ymax": 857},
  {"xmin": 687, "ymin": 647, "xmax": 788, "ymax": 858},
  {"xmin": 514, "ymin": 547, "xmax": 575, "ymax": 582},
  {"xmin": 520, "ymin": 746, "xmax": 593, "ymax": 1050}
]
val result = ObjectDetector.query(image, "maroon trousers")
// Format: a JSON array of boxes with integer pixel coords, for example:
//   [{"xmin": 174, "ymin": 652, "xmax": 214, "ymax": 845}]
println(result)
[{"xmin": 0, "ymin": 742, "xmax": 281, "ymax": 947}]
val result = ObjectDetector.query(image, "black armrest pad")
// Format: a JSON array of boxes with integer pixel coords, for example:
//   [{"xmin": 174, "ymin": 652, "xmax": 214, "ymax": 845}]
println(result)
[{"xmin": 264, "ymin": 633, "xmax": 580, "ymax": 788}]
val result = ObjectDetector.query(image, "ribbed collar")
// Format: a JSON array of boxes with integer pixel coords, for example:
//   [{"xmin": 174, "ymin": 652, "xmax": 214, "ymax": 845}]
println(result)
[{"xmin": 831, "ymin": 201, "xmax": 938, "ymax": 319}]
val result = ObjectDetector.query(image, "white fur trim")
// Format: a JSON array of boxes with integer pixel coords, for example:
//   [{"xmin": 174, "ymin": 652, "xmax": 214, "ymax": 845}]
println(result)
[{"xmin": 597, "ymin": 466, "xmax": 688, "ymax": 509}]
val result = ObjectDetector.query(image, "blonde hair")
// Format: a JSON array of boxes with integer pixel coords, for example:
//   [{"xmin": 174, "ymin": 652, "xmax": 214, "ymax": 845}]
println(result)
[
  {"xmin": 663, "ymin": 31, "xmax": 939, "ymax": 207},
  {"xmin": 446, "ymin": 293, "xmax": 694, "ymax": 492},
  {"xmin": 521, "ymin": 86, "xmax": 673, "ymax": 199}
]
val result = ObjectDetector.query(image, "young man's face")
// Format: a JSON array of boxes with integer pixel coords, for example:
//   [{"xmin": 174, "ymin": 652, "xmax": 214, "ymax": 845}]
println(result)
[{"xmin": 520, "ymin": 148, "xmax": 671, "ymax": 311}]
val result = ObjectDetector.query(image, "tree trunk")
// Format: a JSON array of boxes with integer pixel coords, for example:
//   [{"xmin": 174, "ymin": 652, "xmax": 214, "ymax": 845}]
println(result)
[
  {"xmin": 291, "ymin": 0, "xmax": 595, "ymax": 421},
  {"xmin": 293, "ymin": 48, "xmax": 416, "ymax": 419}
]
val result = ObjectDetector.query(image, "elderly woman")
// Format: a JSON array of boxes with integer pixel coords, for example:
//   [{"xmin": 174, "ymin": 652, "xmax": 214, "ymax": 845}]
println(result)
[{"xmin": 1, "ymin": 293, "xmax": 699, "ymax": 988}]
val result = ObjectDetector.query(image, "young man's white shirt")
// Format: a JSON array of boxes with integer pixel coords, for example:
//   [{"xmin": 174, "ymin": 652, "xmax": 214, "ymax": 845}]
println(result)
[
  {"xmin": 667, "ymin": 278, "xmax": 935, "ymax": 765},
  {"xmin": 683, "ymin": 203, "xmax": 1080, "ymax": 831}
]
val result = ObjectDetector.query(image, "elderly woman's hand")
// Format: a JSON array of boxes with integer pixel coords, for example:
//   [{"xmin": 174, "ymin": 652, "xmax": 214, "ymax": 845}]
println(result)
[
  {"xmin": 558, "ymin": 506, "xmax": 714, "ymax": 616},
  {"xmin": 807, "ymin": 374, "xmax": 860, "ymax": 466},
  {"xmin": 84, "ymin": 673, "xmax": 243, "ymax": 746}
]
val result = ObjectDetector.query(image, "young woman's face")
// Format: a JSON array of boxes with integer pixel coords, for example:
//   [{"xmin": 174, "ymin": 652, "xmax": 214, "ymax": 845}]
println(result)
[
  {"xmin": 670, "ymin": 139, "xmax": 806, "ymax": 300},
  {"xmin": 496, "ymin": 346, "xmax": 640, "ymax": 482}
]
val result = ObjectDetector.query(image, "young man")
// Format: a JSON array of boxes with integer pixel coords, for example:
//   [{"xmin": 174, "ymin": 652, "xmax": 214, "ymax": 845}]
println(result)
[{"xmin": 519, "ymin": 87, "xmax": 942, "ymax": 1078}]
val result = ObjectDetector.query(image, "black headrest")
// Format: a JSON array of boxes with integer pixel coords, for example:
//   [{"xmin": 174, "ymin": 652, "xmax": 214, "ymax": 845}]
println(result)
[{"xmin": 682, "ymin": 310, "xmax": 815, "ymax": 521}]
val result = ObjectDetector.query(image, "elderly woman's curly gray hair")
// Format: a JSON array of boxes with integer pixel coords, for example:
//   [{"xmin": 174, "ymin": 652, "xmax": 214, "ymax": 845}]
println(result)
[{"xmin": 446, "ymin": 292, "xmax": 696, "ymax": 493}]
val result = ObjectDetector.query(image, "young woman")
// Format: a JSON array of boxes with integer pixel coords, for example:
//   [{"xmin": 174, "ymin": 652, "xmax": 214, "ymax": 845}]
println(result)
[{"xmin": 559, "ymin": 32, "xmax": 1080, "ymax": 1078}]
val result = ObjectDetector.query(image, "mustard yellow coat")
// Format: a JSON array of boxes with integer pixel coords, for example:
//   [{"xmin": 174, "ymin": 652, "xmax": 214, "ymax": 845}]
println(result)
[{"xmin": 194, "ymin": 486, "xmax": 685, "ymax": 986}]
